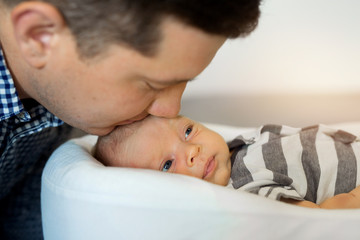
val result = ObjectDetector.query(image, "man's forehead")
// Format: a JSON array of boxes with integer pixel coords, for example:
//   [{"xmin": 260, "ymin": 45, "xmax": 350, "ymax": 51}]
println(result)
[{"xmin": 148, "ymin": 17, "xmax": 226, "ymax": 81}]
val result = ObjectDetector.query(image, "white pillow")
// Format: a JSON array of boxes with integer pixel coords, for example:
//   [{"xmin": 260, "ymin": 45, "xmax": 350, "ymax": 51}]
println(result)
[{"xmin": 41, "ymin": 123, "xmax": 360, "ymax": 240}]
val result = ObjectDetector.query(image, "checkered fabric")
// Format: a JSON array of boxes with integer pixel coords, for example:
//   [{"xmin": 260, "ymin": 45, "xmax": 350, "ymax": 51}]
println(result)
[
  {"xmin": 0, "ymin": 49, "xmax": 24, "ymax": 121},
  {"xmin": 0, "ymin": 47, "xmax": 73, "ymax": 240}
]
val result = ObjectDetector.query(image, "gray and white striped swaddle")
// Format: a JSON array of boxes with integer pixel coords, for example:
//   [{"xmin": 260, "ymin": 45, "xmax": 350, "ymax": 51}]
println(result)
[{"xmin": 228, "ymin": 124, "xmax": 360, "ymax": 204}]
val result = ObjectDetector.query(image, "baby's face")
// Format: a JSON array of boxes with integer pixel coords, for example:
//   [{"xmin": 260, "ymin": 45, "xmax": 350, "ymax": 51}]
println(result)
[{"xmin": 113, "ymin": 116, "xmax": 231, "ymax": 186}]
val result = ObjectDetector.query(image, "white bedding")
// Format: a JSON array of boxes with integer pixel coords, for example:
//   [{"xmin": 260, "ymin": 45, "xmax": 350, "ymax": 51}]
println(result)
[{"xmin": 41, "ymin": 122, "xmax": 360, "ymax": 240}]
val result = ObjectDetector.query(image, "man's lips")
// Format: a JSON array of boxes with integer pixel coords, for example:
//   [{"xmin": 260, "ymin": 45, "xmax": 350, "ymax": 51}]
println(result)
[{"xmin": 203, "ymin": 156, "xmax": 216, "ymax": 179}]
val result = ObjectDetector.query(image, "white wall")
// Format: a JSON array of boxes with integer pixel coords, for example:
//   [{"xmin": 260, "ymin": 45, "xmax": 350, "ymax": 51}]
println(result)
[{"xmin": 183, "ymin": 0, "xmax": 360, "ymax": 98}]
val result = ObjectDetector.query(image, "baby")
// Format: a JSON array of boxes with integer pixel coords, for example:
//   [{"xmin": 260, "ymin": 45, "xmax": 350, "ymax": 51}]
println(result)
[{"xmin": 95, "ymin": 115, "xmax": 360, "ymax": 209}]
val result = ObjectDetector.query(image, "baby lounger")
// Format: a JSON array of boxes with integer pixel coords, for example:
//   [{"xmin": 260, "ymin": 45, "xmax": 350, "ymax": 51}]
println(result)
[{"xmin": 41, "ymin": 123, "xmax": 360, "ymax": 240}]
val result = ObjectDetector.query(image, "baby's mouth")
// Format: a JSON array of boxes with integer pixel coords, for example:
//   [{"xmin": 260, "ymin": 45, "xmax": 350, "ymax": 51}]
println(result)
[{"xmin": 203, "ymin": 156, "xmax": 216, "ymax": 179}]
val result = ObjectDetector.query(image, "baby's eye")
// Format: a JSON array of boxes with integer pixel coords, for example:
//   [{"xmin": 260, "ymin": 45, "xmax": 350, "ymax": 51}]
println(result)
[
  {"xmin": 185, "ymin": 126, "xmax": 193, "ymax": 139},
  {"xmin": 162, "ymin": 160, "xmax": 173, "ymax": 172}
]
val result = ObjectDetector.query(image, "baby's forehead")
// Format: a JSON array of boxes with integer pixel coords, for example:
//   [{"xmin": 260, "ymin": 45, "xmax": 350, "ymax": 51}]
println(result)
[
  {"xmin": 116, "ymin": 115, "xmax": 189, "ymax": 146},
  {"xmin": 141, "ymin": 115, "xmax": 185, "ymax": 127},
  {"xmin": 114, "ymin": 116, "xmax": 194, "ymax": 169}
]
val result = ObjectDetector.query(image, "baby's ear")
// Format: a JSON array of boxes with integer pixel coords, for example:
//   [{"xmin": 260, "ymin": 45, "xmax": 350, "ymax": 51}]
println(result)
[{"xmin": 11, "ymin": 2, "xmax": 66, "ymax": 68}]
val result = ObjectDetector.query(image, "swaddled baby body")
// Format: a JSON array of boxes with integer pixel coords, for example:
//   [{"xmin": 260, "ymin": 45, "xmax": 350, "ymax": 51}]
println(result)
[{"xmin": 95, "ymin": 115, "xmax": 360, "ymax": 209}]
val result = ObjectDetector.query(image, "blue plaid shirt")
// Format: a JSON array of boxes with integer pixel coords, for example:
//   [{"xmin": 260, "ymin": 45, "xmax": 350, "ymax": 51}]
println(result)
[{"xmin": 0, "ymin": 47, "xmax": 73, "ymax": 239}]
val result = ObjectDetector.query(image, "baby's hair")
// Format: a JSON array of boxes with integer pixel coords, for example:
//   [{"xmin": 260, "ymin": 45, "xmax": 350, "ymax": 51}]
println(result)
[{"xmin": 94, "ymin": 124, "xmax": 138, "ymax": 166}]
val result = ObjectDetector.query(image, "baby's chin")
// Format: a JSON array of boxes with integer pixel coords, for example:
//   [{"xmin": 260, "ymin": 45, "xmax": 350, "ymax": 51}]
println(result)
[
  {"xmin": 207, "ymin": 169, "xmax": 231, "ymax": 186},
  {"xmin": 217, "ymin": 176, "xmax": 231, "ymax": 186},
  {"xmin": 212, "ymin": 156, "xmax": 231, "ymax": 186},
  {"xmin": 205, "ymin": 178, "xmax": 230, "ymax": 186}
]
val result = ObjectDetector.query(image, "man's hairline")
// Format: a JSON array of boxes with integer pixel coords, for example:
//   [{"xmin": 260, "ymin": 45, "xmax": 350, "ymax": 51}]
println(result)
[
  {"xmin": 1, "ymin": 3, "xmax": 225, "ymax": 62},
  {"xmin": 74, "ymin": 16, "xmax": 183, "ymax": 62}
]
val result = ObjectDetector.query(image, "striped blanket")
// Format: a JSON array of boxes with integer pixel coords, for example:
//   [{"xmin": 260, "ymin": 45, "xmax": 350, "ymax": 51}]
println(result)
[{"xmin": 228, "ymin": 124, "xmax": 360, "ymax": 204}]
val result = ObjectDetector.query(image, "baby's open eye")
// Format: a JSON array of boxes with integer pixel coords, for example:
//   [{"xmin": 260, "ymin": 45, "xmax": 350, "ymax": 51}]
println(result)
[
  {"xmin": 185, "ymin": 126, "xmax": 193, "ymax": 139},
  {"xmin": 162, "ymin": 160, "xmax": 173, "ymax": 172}
]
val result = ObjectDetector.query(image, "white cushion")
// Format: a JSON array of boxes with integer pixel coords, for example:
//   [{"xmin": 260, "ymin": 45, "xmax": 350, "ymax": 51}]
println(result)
[{"xmin": 41, "ymin": 123, "xmax": 360, "ymax": 240}]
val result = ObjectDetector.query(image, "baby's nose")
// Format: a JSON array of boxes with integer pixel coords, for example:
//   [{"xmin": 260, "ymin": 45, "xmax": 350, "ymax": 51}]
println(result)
[{"xmin": 186, "ymin": 144, "xmax": 201, "ymax": 167}]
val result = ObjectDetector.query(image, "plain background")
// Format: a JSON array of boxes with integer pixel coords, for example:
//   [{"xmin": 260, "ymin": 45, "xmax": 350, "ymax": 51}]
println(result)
[{"xmin": 181, "ymin": 0, "xmax": 360, "ymax": 127}]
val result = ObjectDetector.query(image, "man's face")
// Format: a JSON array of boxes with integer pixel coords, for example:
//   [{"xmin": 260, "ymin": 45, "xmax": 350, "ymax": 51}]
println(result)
[
  {"xmin": 111, "ymin": 116, "xmax": 231, "ymax": 186},
  {"xmin": 24, "ymin": 18, "xmax": 226, "ymax": 135}
]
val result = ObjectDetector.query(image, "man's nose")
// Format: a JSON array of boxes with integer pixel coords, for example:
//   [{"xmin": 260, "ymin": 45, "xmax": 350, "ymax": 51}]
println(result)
[
  {"xmin": 147, "ymin": 82, "xmax": 187, "ymax": 118},
  {"xmin": 186, "ymin": 144, "xmax": 202, "ymax": 167}
]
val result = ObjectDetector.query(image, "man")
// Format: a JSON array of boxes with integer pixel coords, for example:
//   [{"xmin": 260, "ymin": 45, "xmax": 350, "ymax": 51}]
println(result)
[{"xmin": 0, "ymin": 0, "xmax": 262, "ymax": 239}]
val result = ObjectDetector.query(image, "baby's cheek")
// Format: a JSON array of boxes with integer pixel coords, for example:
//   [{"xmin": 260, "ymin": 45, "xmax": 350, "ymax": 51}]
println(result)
[{"xmin": 176, "ymin": 166, "xmax": 203, "ymax": 179}]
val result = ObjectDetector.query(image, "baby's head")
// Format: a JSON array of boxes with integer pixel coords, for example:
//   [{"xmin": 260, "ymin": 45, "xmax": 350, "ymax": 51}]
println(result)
[{"xmin": 95, "ymin": 115, "xmax": 231, "ymax": 186}]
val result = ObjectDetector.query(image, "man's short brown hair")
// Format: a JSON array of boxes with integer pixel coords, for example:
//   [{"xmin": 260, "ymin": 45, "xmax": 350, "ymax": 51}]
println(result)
[{"xmin": 2, "ymin": 0, "xmax": 262, "ymax": 58}]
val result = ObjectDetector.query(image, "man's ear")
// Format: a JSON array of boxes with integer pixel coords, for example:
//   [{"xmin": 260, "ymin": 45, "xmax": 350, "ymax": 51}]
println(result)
[{"xmin": 11, "ymin": 2, "xmax": 66, "ymax": 68}]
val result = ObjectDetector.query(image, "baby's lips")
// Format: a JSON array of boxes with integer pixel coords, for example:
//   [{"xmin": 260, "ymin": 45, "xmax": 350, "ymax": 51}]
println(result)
[{"xmin": 203, "ymin": 156, "xmax": 215, "ymax": 179}]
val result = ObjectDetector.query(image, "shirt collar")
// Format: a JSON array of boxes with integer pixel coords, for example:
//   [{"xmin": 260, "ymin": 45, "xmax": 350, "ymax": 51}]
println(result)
[{"xmin": 0, "ymin": 46, "xmax": 26, "ymax": 121}]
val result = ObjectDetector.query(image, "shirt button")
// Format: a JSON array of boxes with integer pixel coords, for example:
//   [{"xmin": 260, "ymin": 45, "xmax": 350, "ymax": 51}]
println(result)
[{"xmin": 17, "ymin": 112, "xmax": 29, "ymax": 122}]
